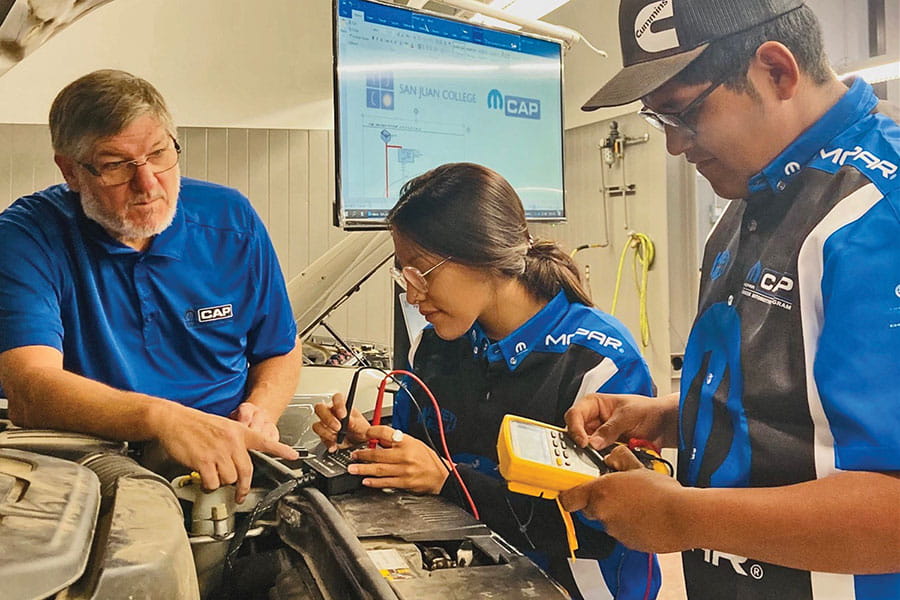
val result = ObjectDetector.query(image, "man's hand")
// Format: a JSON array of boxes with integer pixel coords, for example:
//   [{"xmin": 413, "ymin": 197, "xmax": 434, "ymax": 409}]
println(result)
[
  {"xmin": 0, "ymin": 345, "xmax": 298, "ymax": 504},
  {"xmin": 348, "ymin": 425, "xmax": 449, "ymax": 494},
  {"xmin": 559, "ymin": 446, "xmax": 690, "ymax": 553},
  {"xmin": 230, "ymin": 402, "xmax": 280, "ymax": 442},
  {"xmin": 311, "ymin": 392, "xmax": 372, "ymax": 451},
  {"xmin": 150, "ymin": 402, "xmax": 298, "ymax": 503},
  {"xmin": 565, "ymin": 392, "xmax": 679, "ymax": 450}
]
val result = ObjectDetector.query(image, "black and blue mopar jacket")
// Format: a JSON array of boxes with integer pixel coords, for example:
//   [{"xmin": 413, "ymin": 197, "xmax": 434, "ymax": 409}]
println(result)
[
  {"xmin": 680, "ymin": 78, "xmax": 900, "ymax": 600},
  {"xmin": 393, "ymin": 291, "xmax": 659, "ymax": 600}
]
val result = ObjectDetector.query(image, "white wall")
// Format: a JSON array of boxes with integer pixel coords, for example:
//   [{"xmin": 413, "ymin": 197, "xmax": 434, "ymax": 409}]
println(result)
[
  {"xmin": 0, "ymin": 0, "xmax": 627, "ymax": 129},
  {"xmin": 0, "ymin": 0, "xmax": 334, "ymax": 129},
  {"xmin": 809, "ymin": 0, "xmax": 900, "ymax": 101}
]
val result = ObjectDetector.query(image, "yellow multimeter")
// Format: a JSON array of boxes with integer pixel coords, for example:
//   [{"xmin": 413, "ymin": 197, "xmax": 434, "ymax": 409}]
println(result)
[
  {"xmin": 497, "ymin": 415, "xmax": 611, "ymax": 499},
  {"xmin": 497, "ymin": 414, "xmax": 669, "ymax": 499}
]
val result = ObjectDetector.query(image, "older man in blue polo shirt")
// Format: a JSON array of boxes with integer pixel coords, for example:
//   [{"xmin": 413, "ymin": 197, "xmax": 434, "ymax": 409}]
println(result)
[{"xmin": 0, "ymin": 70, "xmax": 301, "ymax": 502}]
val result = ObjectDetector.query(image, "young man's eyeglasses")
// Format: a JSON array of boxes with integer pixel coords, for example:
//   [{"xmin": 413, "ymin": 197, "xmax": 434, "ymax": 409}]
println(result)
[
  {"xmin": 390, "ymin": 257, "xmax": 451, "ymax": 294},
  {"xmin": 639, "ymin": 79, "xmax": 724, "ymax": 136},
  {"xmin": 80, "ymin": 138, "xmax": 182, "ymax": 186}
]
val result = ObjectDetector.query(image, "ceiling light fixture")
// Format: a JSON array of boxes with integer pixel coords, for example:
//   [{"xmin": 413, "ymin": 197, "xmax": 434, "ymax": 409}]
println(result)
[
  {"xmin": 486, "ymin": 0, "xmax": 572, "ymax": 21},
  {"xmin": 434, "ymin": 0, "xmax": 606, "ymax": 55},
  {"xmin": 838, "ymin": 55, "xmax": 900, "ymax": 84}
]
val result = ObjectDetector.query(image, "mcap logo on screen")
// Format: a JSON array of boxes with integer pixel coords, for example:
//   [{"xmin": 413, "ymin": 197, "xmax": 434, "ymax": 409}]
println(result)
[{"xmin": 487, "ymin": 89, "xmax": 541, "ymax": 120}]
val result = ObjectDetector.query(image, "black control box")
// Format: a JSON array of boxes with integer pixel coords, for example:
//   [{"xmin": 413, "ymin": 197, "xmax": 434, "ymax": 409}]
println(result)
[{"xmin": 252, "ymin": 446, "xmax": 363, "ymax": 495}]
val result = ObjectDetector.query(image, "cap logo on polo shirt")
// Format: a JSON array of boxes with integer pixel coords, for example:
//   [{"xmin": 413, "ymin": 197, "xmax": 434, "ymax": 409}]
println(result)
[
  {"xmin": 197, "ymin": 304, "xmax": 233, "ymax": 323},
  {"xmin": 634, "ymin": 0, "xmax": 679, "ymax": 53}
]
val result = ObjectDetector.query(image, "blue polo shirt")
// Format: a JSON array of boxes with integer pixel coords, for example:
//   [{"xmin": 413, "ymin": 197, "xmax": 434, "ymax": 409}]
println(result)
[{"xmin": 0, "ymin": 177, "xmax": 297, "ymax": 416}]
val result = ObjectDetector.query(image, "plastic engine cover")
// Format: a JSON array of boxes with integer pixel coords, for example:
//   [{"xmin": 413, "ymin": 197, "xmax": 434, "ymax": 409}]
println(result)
[
  {"xmin": 65, "ymin": 475, "xmax": 200, "ymax": 599},
  {"xmin": 0, "ymin": 448, "xmax": 101, "ymax": 599}
]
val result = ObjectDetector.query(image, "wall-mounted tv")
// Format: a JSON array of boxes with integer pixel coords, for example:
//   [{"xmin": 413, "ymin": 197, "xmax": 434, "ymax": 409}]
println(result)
[{"xmin": 333, "ymin": 0, "xmax": 566, "ymax": 229}]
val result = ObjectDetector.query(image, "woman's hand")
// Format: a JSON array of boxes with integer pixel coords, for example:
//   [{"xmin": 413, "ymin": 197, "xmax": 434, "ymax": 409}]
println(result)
[
  {"xmin": 311, "ymin": 392, "xmax": 371, "ymax": 451},
  {"xmin": 348, "ymin": 425, "xmax": 450, "ymax": 494}
]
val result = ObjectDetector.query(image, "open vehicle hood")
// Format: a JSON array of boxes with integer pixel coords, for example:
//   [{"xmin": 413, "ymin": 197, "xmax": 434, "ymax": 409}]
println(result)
[
  {"xmin": 0, "ymin": 0, "xmax": 114, "ymax": 77},
  {"xmin": 288, "ymin": 231, "xmax": 393, "ymax": 339}
]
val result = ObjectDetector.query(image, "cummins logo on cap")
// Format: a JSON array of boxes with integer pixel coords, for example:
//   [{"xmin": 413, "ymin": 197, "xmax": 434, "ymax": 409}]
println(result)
[
  {"xmin": 582, "ymin": 0, "xmax": 806, "ymax": 110},
  {"xmin": 634, "ymin": 0, "xmax": 680, "ymax": 53}
]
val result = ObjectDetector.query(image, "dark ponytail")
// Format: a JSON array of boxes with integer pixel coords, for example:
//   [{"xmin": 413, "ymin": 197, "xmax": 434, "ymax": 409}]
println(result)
[
  {"xmin": 388, "ymin": 162, "xmax": 592, "ymax": 307},
  {"xmin": 522, "ymin": 240, "xmax": 593, "ymax": 307}
]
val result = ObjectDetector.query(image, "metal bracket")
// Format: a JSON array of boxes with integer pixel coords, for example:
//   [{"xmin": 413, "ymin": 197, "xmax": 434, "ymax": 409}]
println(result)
[{"xmin": 604, "ymin": 184, "xmax": 636, "ymax": 197}]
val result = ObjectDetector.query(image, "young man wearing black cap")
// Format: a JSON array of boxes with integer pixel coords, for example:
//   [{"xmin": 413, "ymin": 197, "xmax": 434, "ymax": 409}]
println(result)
[{"xmin": 560, "ymin": 1, "xmax": 900, "ymax": 599}]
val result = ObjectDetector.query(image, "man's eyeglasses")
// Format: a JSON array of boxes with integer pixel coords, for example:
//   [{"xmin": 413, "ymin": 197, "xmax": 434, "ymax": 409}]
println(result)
[
  {"xmin": 80, "ymin": 138, "xmax": 182, "ymax": 186},
  {"xmin": 390, "ymin": 257, "xmax": 451, "ymax": 294},
  {"xmin": 639, "ymin": 79, "xmax": 723, "ymax": 135}
]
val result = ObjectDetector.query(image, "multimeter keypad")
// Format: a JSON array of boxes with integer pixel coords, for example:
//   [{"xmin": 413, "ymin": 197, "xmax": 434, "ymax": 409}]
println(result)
[
  {"xmin": 548, "ymin": 430, "xmax": 573, "ymax": 466},
  {"xmin": 550, "ymin": 430, "xmax": 572, "ymax": 467}
]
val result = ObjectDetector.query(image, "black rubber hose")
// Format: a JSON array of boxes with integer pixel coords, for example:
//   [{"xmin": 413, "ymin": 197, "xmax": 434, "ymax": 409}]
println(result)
[{"xmin": 78, "ymin": 451, "xmax": 174, "ymax": 508}]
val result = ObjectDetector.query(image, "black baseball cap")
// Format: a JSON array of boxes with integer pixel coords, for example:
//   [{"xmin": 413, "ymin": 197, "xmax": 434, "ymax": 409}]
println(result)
[{"xmin": 582, "ymin": 0, "xmax": 805, "ymax": 110}]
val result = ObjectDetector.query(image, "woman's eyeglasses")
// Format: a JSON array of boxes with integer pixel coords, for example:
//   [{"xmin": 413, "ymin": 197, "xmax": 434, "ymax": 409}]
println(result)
[{"xmin": 389, "ymin": 257, "xmax": 451, "ymax": 294}]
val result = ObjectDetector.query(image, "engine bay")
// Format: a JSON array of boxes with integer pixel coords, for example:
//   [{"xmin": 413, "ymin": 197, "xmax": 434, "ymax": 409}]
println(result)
[{"xmin": 0, "ymin": 416, "xmax": 568, "ymax": 600}]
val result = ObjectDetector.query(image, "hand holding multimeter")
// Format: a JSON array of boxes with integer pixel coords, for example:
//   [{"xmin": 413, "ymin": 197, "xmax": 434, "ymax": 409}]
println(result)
[
  {"xmin": 497, "ymin": 415, "xmax": 671, "ymax": 500},
  {"xmin": 311, "ymin": 391, "xmax": 372, "ymax": 452},
  {"xmin": 311, "ymin": 389, "xmax": 451, "ymax": 495}
]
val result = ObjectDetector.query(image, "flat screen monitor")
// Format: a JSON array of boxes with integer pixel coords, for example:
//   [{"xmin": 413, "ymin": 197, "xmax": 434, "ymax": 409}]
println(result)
[{"xmin": 333, "ymin": 0, "xmax": 565, "ymax": 229}]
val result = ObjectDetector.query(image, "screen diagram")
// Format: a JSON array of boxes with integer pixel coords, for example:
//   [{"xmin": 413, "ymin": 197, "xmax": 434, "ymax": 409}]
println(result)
[{"xmin": 335, "ymin": 0, "xmax": 565, "ymax": 227}]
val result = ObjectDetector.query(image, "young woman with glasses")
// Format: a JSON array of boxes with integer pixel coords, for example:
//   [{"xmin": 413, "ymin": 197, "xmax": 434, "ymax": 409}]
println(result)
[{"xmin": 313, "ymin": 162, "xmax": 660, "ymax": 599}]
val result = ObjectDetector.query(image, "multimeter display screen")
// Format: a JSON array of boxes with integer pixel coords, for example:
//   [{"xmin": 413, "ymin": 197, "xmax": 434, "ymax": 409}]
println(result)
[{"xmin": 510, "ymin": 421, "xmax": 553, "ymax": 464}]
